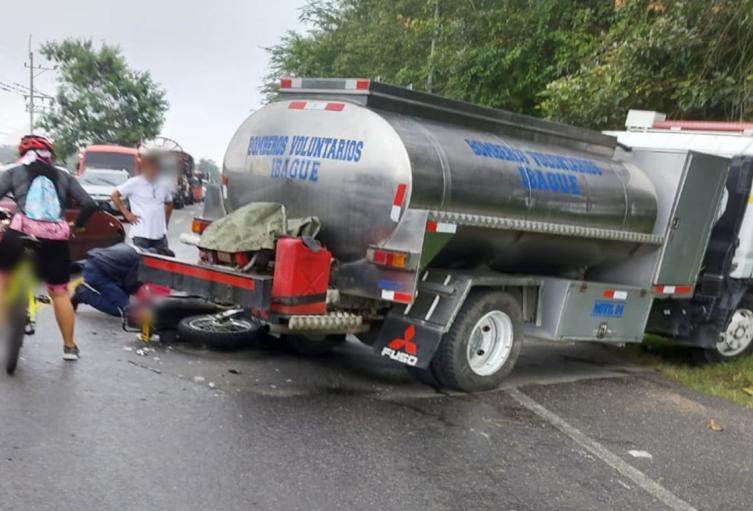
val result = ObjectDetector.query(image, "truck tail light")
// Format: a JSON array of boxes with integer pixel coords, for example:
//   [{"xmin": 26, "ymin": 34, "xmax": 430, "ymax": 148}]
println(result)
[
  {"xmin": 192, "ymin": 218, "xmax": 212, "ymax": 234},
  {"xmin": 368, "ymin": 248, "xmax": 413, "ymax": 270}
]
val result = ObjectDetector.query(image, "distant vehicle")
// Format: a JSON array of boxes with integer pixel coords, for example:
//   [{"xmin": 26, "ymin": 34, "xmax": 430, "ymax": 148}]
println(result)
[
  {"xmin": 78, "ymin": 145, "xmax": 139, "ymax": 176},
  {"xmin": 78, "ymin": 168, "xmax": 130, "ymax": 215}
]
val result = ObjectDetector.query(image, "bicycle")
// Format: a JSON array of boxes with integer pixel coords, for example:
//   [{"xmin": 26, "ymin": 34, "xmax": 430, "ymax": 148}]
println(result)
[{"xmin": 1, "ymin": 235, "xmax": 49, "ymax": 375}]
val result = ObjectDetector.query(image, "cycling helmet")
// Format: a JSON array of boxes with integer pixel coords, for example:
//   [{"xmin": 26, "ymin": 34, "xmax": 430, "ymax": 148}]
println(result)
[{"xmin": 18, "ymin": 135, "xmax": 55, "ymax": 157}]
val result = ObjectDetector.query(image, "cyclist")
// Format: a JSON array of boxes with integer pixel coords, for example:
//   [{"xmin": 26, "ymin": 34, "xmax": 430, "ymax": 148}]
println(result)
[{"xmin": 0, "ymin": 135, "xmax": 97, "ymax": 361}]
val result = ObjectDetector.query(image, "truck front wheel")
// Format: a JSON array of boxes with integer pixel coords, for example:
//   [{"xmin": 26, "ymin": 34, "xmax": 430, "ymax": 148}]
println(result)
[
  {"xmin": 431, "ymin": 290, "xmax": 523, "ymax": 392},
  {"xmin": 694, "ymin": 307, "xmax": 753, "ymax": 363}
]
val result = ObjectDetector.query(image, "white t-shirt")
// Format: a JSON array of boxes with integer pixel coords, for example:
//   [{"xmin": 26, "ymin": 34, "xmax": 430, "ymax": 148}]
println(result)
[{"xmin": 116, "ymin": 175, "xmax": 173, "ymax": 240}]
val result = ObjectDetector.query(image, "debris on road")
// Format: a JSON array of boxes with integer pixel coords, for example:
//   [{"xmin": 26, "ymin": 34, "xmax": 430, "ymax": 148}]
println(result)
[
  {"xmin": 705, "ymin": 419, "xmax": 724, "ymax": 432},
  {"xmin": 208, "ymin": 382, "xmax": 216, "ymax": 389},
  {"xmin": 228, "ymin": 369, "xmax": 241, "ymax": 375},
  {"xmin": 136, "ymin": 347, "xmax": 154, "ymax": 357},
  {"xmin": 193, "ymin": 376, "xmax": 205, "ymax": 383},
  {"xmin": 627, "ymin": 450, "xmax": 653, "ymax": 459}
]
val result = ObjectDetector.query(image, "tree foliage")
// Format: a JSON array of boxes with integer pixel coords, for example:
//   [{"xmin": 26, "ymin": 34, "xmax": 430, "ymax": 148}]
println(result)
[
  {"xmin": 267, "ymin": 0, "xmax": 753, "ymax": 129},
  {"xmin": 540, "ymin": 0, "xmax": 753, "ymax": 128},
  {"xmin": 39, "ymin": 39, "xmax": 168, "ymax": 160}
]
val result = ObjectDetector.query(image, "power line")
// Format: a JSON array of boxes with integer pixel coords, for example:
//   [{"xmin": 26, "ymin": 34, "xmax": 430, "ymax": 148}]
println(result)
[{"xmin": 0, "ymin": 79, "xmax": 28, "ymax": 96}]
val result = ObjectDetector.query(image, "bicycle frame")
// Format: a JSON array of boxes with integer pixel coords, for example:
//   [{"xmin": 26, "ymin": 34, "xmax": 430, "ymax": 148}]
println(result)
[{"xmin": 4, "ymin": 259, "xmax": 36, "ymax": 333}]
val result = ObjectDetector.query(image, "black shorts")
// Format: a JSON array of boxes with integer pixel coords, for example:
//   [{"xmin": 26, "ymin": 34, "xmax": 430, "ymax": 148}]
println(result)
[{"xmin": 0, "ymin": 229, "xmax": 71, "ymax": 287}]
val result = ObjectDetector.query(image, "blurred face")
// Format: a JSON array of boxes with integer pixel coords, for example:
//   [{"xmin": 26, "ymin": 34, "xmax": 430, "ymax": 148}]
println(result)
[{"xmin": 141, "ymin": 158, "xmax": 159, "ymax": 180}]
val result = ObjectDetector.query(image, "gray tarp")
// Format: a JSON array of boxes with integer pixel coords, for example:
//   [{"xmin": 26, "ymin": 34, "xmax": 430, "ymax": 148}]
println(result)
[{"xmin": 198, "ymin": 202, "xmax": 320, "ymax": 252}]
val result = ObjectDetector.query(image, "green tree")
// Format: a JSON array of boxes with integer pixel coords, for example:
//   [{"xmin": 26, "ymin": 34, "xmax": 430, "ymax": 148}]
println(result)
[
  {"xmin": 39, "ymin": 39, "xmax": 168, "ymax": 160},
  {"xmin": 540, "ymin": 0, "xmax": 753, "ymax": 128},
  {"xmin": 265, "ymin": 0, "xmax": 613, "ymax": 116},
  {"xmin": 268, "ymin": 0, "xmax": 753, "ymax": 129}
]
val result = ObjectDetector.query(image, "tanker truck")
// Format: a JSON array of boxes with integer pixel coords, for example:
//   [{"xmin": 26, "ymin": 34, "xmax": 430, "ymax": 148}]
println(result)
[{"xmin": 139, "ymin": 78, "xmax": 753, "ymax": 392}]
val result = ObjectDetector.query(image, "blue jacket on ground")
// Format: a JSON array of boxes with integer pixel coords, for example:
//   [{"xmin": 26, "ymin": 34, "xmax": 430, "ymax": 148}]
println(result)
[
  {"xmin": 78, "ymin": 243, "xmax": 141, "ymax": 316},
  {"xmin": 86, "ymin": 243, "xmax": 141, "ymax": 295}
]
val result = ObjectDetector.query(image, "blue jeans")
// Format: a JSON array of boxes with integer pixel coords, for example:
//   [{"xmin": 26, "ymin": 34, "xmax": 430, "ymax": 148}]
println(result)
[{"xmin": 79, "ymin": 264, "xmax": 130, "ymax": 317}]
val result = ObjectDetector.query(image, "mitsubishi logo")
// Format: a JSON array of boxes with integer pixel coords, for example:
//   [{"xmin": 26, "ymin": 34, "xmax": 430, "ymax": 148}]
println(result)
[
  {"xmin": 382, "ymin": 325, "xmax": 418, "ymax": 366},
  {"xmin": 388, "ymin": 325, "xmax": 417, "ymax": 355}
]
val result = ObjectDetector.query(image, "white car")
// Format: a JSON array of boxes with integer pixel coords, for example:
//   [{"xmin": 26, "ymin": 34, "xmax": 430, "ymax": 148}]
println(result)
[{"xmin": 78, "ymin": 168, "xmax": 130, "ymax": 215}]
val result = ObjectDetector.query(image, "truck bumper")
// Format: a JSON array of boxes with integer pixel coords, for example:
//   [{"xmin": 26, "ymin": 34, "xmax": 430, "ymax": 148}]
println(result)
[{"xmin": 138, "ymin": 254, "xmax": 273, "ymax": 309}]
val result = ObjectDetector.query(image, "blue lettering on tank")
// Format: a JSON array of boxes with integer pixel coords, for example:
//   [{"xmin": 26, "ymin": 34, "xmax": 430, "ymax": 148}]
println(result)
[
  {"xmin": 251, "ymin": 133, "xmax": 366, "ymax": 184},
  {"xmin": 467, "ymin": 138, "xmax": 602, "ymax": 196},
  {"xmin": 517, "ymin": 166, "xmax": 581, "ymax": 195}
]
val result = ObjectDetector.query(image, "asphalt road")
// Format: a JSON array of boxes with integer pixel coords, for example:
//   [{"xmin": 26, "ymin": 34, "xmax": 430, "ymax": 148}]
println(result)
[{"xmin": 1, "ymin": 205, "xmax": 752, "ymax": 511}]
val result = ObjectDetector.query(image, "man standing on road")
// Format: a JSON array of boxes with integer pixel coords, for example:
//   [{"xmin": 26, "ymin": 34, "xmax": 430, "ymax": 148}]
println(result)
[{"xmin": 111, "ymin": 153, "xmax": 173, "ymax": 251}]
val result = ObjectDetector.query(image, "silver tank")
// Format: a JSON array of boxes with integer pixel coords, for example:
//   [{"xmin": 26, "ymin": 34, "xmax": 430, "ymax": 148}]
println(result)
[{"xmin": 223, "ymin": 89, "xmax": 657, "ymax": 277}]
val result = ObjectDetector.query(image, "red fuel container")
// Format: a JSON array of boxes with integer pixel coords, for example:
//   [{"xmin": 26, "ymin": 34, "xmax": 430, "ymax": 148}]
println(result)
[{"xmin": 271, "ymin": 237, "xmax": 332, "ymax": 315}]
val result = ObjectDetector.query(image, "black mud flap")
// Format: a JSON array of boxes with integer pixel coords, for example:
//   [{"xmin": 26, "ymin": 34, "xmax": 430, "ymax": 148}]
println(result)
[
  {"xmin": 373, "ymin": 313, "xmax": 444, "ymax": 369},
  {"xmin": 373, "ymin": 272, "xmax": 473, "ymax": 368}
]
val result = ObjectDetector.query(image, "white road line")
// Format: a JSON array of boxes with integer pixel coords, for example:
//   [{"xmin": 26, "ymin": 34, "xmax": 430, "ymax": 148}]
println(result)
[{"xmin": 507, "ymin": 388, "xmax": 697, "ymax": 511}]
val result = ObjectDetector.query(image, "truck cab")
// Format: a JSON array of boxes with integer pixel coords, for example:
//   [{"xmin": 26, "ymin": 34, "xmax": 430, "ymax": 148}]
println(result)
[{"xmin": 78, "ymin": 145, "xmax": 140, "ymax": 177}]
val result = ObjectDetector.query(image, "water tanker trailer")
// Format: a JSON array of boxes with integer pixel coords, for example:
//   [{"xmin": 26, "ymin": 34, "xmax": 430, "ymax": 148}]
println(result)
[{"xmin": 140, "ymin": 79, "xmax": 753, "ymax": 391}]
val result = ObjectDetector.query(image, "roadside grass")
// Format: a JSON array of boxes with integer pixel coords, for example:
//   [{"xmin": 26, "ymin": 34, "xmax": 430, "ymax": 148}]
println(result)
[{"xmin": 621, "ymin": 336, "xmax": 753, "ymax": 409}]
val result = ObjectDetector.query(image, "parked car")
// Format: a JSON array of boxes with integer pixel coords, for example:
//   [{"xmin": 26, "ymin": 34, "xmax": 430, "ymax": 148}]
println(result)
[{"xmin": 78, "ymin": 168, "xmax": 130, "ymax": 215}]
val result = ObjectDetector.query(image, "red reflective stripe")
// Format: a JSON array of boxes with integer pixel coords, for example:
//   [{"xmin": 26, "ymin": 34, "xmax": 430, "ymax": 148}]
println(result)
[
  {"xmin": 355, "ymin": 79, "xmax": 370, "ymax": 90},
  {"xmin": 393, "ymin": 183, "xmax": 407, "ymax": 206},
  {"xmin": 653, "ymin": 120, "xmax": 753, "ymax": 132},
  {"xmin": 143, "ymin": 257, "xmax": 255, "ymax": 290},
  {"xmin": 393, "ymin": 292, "xmax": 412, "ymax": 304},
  {"xmin": 654, "ymin": 285, "xmax": 693, "ymax": 295},
  {"xmin": 426, "ymin": 220, "xmax": 438, "ymax": 233},
  {"xmin": 288, "ymin": 101, "xmax": 306, "ymax": 110},
  {"xmin": 280, "ymin": 78, "xmax": 292, "ymax": 89},
  {"xmin": 325, "ymin": 102, "xmax": 345, "ymax": 112}
]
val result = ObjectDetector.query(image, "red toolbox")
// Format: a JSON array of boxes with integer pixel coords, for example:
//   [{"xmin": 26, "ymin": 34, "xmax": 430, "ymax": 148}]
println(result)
[{"xmin": 271, "ymin": 237, "xmax": 332, "ymax": 315}]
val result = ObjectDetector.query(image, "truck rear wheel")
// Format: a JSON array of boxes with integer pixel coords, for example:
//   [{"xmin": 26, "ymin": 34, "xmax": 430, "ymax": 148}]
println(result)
[
  {"xmin": 694, "ymin": 307, "xmax": 753, "ymax": 363},
  {"xmin": 431, "ymin": 290, "xmax": 523, "ymax": 392}
]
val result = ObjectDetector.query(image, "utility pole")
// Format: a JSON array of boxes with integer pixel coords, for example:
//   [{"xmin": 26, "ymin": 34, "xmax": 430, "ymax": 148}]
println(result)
[
  {"xmin": 426, "ymin": 0, "xmax": 440, "ymax": 94},
  {"xmin": 24, "ymin": 35, "xmax": 55, "ymax": 134}
]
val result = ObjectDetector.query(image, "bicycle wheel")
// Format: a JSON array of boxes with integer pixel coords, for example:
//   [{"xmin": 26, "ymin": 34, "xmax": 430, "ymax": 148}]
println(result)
[{"xmin": 5, "ymin": 295, "xmax": 27, "ymax": 375}]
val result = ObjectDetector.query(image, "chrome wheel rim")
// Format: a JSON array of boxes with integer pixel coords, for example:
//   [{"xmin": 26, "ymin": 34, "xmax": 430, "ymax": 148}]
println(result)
[
  {"xmin": 717, "ymin": 309, "xmax": 753, "ymax": 357},
  {"xmin": 188, "ymin": 316, "xmax": 254, "ymax": 334},
  {"xmin": 467, "ymin": 310, "xmax": 514, "ymax": 376}
]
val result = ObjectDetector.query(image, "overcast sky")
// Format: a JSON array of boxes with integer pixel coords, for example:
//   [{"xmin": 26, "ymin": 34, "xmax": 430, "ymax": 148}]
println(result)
[{"xmin": 0, "ymin": 0, "xmax": 307, "ymax": 163}]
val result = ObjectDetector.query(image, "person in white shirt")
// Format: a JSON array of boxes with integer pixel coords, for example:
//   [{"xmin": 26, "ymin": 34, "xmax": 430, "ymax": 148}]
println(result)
[{"xmin": 111, "ymin": 153, "xmax": 173, "ymax": 251}]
